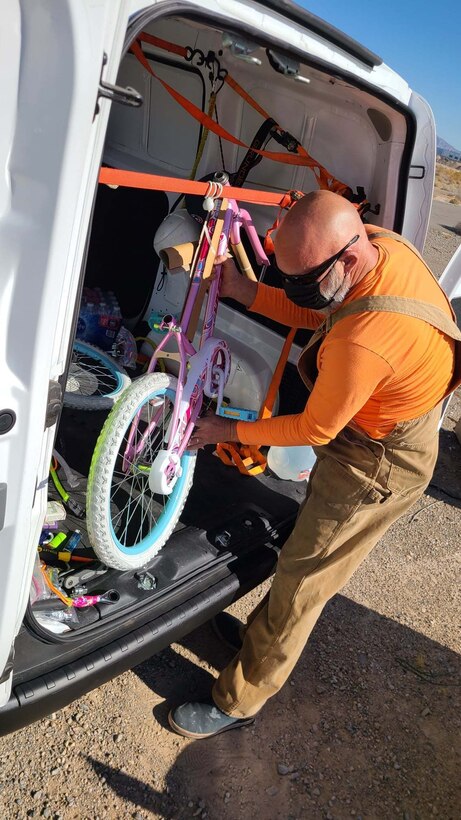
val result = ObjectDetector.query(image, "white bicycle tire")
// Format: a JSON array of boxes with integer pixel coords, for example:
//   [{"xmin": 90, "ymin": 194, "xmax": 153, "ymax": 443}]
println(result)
[{"xmin": 86, "ymin": 372, "xmax": 197, "ymax": 570}]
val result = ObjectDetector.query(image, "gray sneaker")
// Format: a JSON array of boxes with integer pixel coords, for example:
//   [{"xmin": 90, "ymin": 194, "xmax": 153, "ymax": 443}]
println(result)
[{"xmin": 168, "ymin": 700, "xmax": 255, "ymax": 739}]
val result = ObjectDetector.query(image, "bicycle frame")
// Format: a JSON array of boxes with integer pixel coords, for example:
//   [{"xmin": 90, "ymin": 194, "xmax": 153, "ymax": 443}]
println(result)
[{"xmin": 122, "ymin": 176, "xmax": 270, "ymax": 494}]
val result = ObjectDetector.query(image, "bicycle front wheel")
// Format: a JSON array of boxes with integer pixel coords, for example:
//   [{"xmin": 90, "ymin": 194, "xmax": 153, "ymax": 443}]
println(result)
[
  {"xmin": 86, "ymin": 373, "xmax": 197, "ymax": 570},
  {"xmin": 64, "ymin": 341, "xmax": 131, "ymax": 411}
]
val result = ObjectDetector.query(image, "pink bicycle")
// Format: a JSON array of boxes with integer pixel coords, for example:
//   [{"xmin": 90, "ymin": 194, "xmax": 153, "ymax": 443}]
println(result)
[{"xmin": 86, "ymin": 172, "xmax": 270, "ymax": 570}]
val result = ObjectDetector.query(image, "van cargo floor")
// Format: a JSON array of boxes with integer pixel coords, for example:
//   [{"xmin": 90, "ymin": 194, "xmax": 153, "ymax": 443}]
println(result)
[{"xmin": 51, "ymin": 407, "xmax": 303, "ymax": 600}]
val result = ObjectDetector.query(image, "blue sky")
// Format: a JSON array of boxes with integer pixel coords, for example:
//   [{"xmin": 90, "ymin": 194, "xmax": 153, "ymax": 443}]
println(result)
[{"xmin": 299, "ymin": 0, "xmax": 461, "ymax": 149}]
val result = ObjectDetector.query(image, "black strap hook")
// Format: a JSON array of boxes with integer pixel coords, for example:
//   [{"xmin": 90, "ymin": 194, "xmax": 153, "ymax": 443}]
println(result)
[
  {"xmin": 185, "ymin": 46, "xmax": 206, "ymax": 67},
  {"xmin": 204, "ymin": 50, "xmax": 228, "ymax": 93}
]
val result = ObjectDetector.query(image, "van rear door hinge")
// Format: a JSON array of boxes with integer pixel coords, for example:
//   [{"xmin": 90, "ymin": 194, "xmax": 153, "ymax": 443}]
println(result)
[{"xmin": 95, "ymin": 53, "xmax": 143, "ymax": 116}]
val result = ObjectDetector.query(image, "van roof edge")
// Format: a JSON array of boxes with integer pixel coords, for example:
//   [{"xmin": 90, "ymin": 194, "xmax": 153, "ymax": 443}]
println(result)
[{"xmin": 256, "ymin": 0, "xmax": 383, "ymax": 68}]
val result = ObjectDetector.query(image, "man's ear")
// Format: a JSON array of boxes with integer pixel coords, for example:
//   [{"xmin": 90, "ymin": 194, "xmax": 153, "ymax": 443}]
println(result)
[{"xmin": 342, "ymin": 251, "xmax": 358, "ymax": 273}]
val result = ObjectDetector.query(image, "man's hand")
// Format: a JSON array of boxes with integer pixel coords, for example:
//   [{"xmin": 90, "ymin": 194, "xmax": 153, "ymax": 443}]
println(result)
[
  {"xmin": 215, "ymin": 253, "xmax": 258, "ymax": 307},
  {"xmin": 188, "ymin": 413, "xmax": 238, "ymax": 449}
]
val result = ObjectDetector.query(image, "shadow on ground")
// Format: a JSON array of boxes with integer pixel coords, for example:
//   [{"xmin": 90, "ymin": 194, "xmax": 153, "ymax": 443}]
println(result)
[
  {"xmin": 86, "ymin": 595, "xmax": 461, "ymax": 819},
  {"xmin": 428, "ymin": 428, "xmax": 461, "ymax": 507},
  {"xmin": 441, "ymin": 223, "xmax": 461, "ymax": 235}
]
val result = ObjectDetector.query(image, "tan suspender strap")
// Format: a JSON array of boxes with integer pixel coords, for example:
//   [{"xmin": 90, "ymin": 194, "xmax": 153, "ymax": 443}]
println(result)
[
  {"xmin": 366, "ymin": 229, "xmax": 456, "ymax": 321},
  {"xmin": 329, "ymin": 295, "xmax": 461, "ymax": 341},
  {"xmin": 367, "ymin": 230, "xmax": 422, "ymax": 255},
  {"xmin": 328, "ymin": 294, "xmax": 461, "ymax": 396}
]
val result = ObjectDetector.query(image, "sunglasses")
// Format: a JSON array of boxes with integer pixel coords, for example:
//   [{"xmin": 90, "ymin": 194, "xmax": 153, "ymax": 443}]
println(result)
[{"xmin": 278, "ymin": 234, "xmax": 360, "ymax": 285}]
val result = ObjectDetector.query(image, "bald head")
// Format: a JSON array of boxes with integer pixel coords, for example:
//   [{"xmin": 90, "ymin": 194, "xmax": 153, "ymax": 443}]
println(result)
[{"xmin": 274, "ymin": 190, "xmax": 369, "ymax": 277}]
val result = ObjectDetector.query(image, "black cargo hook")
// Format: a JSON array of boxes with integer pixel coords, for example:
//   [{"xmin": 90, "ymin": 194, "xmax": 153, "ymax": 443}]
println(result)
[{"xmin": 185, "ymin": 46, "xmax": 227, "ymax": 93}]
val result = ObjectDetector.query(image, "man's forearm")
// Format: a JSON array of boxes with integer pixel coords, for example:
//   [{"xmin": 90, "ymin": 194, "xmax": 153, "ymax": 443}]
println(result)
[{"xmin": 230, "ymin": 277, "xmax": 258, "ymax": 308}]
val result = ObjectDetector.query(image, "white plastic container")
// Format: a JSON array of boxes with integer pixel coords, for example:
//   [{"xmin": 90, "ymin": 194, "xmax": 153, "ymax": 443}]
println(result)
[{"xmin": 267, "ymin": 445, "xmax": 316, "ymax": 482}]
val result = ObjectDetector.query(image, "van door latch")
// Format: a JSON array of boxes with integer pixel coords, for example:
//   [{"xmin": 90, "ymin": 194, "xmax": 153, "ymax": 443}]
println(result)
[
  {"xmin": 96, "ymin": 53, "xmax": 143, "ymax": 116},
  {"xmin": 45, "ymin": 380, "xmax": 62, "ymax": 429}
]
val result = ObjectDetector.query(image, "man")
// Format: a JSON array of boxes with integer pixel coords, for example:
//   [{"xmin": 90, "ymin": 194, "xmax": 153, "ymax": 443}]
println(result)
[{"xmin": 168, "ymin": 190, "xmax": 458, "ymax": 739}]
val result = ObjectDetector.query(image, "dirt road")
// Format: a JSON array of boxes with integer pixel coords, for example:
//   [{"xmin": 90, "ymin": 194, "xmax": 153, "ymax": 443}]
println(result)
[
  {"xmin": 0, "ymin": 213, "xmax": 460, "ymax": 820},
  {"xmin": 430, "ymin": 199, "xmax": 461, "ymax": 231}
]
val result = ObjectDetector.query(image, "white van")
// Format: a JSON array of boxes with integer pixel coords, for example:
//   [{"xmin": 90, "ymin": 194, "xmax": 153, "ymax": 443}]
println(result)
[{"xmin": 0, "ymin": 0, "xmax": 459, "ymax": 734}]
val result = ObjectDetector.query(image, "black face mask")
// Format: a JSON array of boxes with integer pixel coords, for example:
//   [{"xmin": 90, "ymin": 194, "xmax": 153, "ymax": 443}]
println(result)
[
  {"xmin": 278, "ymin": 233, "xmax": 359, "ymax": 311},
  {"xmin": 282, "ymin": 276, "xmax": 335, "ymax": 310}
]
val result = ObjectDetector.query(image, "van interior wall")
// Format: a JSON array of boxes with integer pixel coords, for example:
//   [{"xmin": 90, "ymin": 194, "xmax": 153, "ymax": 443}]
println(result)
[{"xmin": 94, "ymin": 16, "xmax": 409, "ymax": 328}]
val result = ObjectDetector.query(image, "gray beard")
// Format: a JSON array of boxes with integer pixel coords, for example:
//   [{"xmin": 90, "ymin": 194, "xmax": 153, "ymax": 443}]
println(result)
[{"xmin": 319, "ymin": 264, "xmax": 352, "ymax": 315}]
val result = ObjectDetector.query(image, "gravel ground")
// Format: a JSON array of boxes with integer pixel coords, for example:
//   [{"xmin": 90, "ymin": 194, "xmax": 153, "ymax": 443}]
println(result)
[{"xmin": 0, "ymin": 209, "xmax": 460, "ymax": 820}]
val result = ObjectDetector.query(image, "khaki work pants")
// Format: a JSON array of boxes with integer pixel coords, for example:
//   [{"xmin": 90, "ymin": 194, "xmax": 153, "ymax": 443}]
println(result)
[{"xmin": 212, "ymin": 405, "xmax": 441, "ymax": 718}]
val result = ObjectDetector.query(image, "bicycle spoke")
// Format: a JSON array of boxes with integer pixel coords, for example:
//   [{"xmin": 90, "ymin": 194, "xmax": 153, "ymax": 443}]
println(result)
[{"xmin": 108, "ymin": 390, "xmax": 175, "ymax": 547}]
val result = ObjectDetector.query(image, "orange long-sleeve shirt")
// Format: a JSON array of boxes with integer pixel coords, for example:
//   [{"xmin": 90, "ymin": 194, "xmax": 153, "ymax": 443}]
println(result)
[{"xmin": 236, "ymin": 230, "xmax": 455, "ymax": 446}]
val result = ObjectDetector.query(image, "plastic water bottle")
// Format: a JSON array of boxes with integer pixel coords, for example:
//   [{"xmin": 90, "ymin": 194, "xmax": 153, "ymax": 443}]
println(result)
[
  {"xmin": 267, "ymin": 445, "xmax": 316, "ymax": 482},
  {"xmin": 76, "ymin": 302, "xmax": 97, "ymax": 342}
]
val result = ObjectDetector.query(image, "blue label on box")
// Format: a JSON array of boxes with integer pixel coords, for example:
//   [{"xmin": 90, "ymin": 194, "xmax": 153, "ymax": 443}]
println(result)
[{"xmin": 218, "ymin": 406, "xmax": 258, "ymax": 422}]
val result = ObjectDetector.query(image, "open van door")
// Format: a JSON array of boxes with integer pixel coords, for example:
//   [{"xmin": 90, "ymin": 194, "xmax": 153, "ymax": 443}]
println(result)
[
  {"xmin": 0, "ymin": 0, "xmax": 131, "ymax": 703},
  {"xmin": 401, "ymin": 92, "xmax": 437, "ymax": 252},
  {"xmin": 439, "ymin": 244, "xmax": 461, "ymax": 423},
  {"xmin": 439, "ymin": 243, "xmax": 461, "ymax": 305}
]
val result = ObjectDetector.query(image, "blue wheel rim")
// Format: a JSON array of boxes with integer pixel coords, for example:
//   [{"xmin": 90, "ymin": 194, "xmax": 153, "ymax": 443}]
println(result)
[
  {"xmin": 73, "ymin": 341, "xmax": 126, "ymax": 398},
  {"xmin": 108, "ymin": 386, "xmax": 194, "ymax": 555}
]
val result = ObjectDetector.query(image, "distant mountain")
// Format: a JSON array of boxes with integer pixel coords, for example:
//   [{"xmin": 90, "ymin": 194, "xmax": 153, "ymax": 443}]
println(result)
[{"xmin": 437, "ymin": 136, "xmax": 461, "ymax": 154}]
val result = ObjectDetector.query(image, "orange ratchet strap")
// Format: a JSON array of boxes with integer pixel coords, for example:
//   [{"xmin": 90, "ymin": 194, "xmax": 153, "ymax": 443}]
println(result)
[
  {"xmin": 138, "ymin": 32, "xmax": 187, "ymax": 58},
  {"xmin": 100, "ymin": 167, "xmax": 289, "ymax": 207},
  {"xmin": 215, "ymin": 441, "xmax": 266, "ymax": 476},
  {"xmin": 131, "ymin": 37, "xmax": 350, "ymax": 193},
  {"xmin": 223, "ymin": 71, "xmax": 349, "ymax": 195}
]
